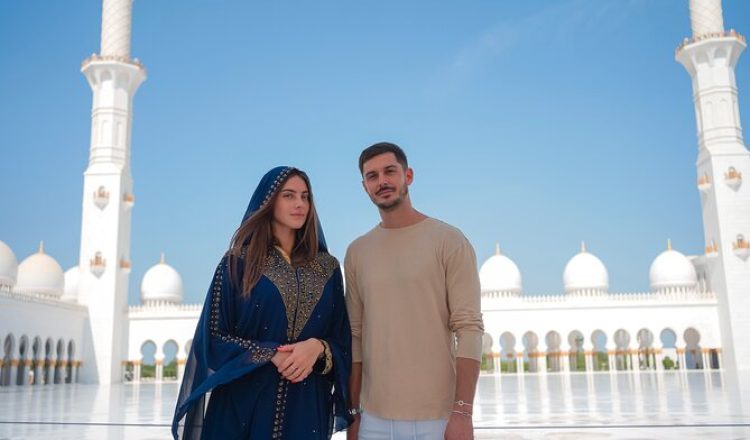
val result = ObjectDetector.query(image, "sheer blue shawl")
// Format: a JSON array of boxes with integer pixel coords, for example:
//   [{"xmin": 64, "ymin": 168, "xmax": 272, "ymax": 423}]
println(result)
[{"xmin": 172, "ymin": 166, "xmax": 351, "ymax": 439}]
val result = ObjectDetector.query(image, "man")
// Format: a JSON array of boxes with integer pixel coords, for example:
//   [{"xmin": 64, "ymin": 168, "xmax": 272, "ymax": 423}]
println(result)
[{"xmin": 345, "ymin": 142, "xmax": 484, "ymax": 440}]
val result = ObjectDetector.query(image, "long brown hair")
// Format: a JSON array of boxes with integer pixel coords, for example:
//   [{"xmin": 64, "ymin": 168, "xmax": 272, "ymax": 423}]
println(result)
[{"xmin": 228, "ymin": 170, "xmax": 319, "ymax": 297}]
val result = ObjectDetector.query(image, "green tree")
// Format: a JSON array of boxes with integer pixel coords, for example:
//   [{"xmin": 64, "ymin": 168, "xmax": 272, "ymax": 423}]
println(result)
[{"xmin": 662, "ymin": 356, "xmax": 675, "ymax": 370}]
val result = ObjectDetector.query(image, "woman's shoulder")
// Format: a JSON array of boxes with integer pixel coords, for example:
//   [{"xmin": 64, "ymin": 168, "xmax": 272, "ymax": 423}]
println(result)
[{"xmin": 313, "ymin": 251, "xmax": 340, "ymax": 272}]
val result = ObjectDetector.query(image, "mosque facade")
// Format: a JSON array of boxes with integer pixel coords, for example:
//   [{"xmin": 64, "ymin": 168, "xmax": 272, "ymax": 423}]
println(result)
[{"xmin": 1, "ymin": 0, "xmax": 748, "ymax": 386}]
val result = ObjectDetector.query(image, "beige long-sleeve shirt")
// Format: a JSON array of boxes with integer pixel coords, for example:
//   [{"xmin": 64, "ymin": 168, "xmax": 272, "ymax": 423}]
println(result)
[{"xmin": 344, "ymin": 217, "xmax": 484, "ymax": 420}]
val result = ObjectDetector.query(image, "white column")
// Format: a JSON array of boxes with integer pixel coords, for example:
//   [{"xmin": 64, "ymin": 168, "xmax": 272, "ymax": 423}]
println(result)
[
  {"xmin": 100, "ymin": 0, "xmax": 132, "ymax": 59},
  {"xmin": 655, "ymin": 349, "xmax": 664, "ymax": 372},
  {"xmin": 537, "ymin": 351, "xmax": 546, "ymax": 374},
  {"xmin": 23, "ymin": 361, "xmax": 33, "ymax": 385},
  {"xmin": 629, "ymin": 340, "xmax": 639, "ymax": 371},
  {"xmin": 677, "ymin": 0, "xmax": 750, "ymax": 374},
  {"xmin": 702, "ymin": 349, "xmax": 712, "ymax": 370},
  {"xmin": 492, "ymin": 351, "xmax": 500, "ymax": 374},
  {"xmin": 8, "ymin": 360, "xmax": 18, "ymax": 387},
  {"xmin": 717, "ymin": 348, "xmax": 723, "ymax": 369},
  {"xmin": 78, "ymin": 0, "xmax": 145, "ymax": 385},
  {"xmin": 52, "ymin": 358, "xmax": 60, "ymax": 384},
  {"xmin": 688, "ymin": 0, "xmax": 724, "ymax": 38},
  {"xmin": 33, "ymin": 360, "xmax": 42, "ymax": 385},
  {"xmin": 583, "ymin": 345, "xmax": 594, "ymax": 373},
  {"xmin": 678, "ymin": 348, "xmax": 688, "ymax": 370},
  {"xmin": 155, "ymin": 357, "xmax": 164, "ymax": 382},
  {"xmin": 45, "ymin": 354, "xmax": 55, "ymax": 385},
  {"xmin": 607, "ymin": 342, "xmax": 617, "ymax": 372},
  {"xmin": 73, "ymin": 361, "xmax": 80, "ymax": 383},
  {"xmin": 134, "ymin": 361, "xmax": 141, "ymax": 382},
  {"xmin": 515, "ymin": 343, "xmax": 525, "ymax": 375}
]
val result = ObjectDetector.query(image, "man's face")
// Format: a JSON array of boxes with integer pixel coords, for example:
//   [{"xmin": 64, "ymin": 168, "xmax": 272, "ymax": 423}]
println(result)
[{"xmin": 361, "ymin": 152, "xmax": 413, "ymax": 211}]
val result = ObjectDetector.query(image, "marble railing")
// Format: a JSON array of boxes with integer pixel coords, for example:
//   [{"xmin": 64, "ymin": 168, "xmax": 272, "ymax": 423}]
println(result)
[
  {"xmin": 482, "ymin": 290, "xmax": 716, "ymax": 307},
  {"xmin": 128, "ymin": 302, "xmax": 202, "ymax": 314},
  {"xmin": 0, "ymin": 289, "xmax": 87, "ymax": 312},
  {"xmin": 676, "ymin": 28, "xmax": 746, "ymax": 52}
]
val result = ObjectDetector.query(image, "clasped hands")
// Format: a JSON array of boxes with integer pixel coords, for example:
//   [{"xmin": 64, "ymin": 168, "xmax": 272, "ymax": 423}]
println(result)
[{"xmin": 271, "ymin": 338, "xmax": 324, "ymax": 383}]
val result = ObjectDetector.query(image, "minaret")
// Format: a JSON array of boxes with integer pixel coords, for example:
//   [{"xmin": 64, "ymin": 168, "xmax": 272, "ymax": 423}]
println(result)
[
  {"xmin": 78, "ymin": 0, "xmax": 145, "ymax": 384},
  {"xmin": 676, "ymin": 0, "xmax": 750, "ymax": 371}
]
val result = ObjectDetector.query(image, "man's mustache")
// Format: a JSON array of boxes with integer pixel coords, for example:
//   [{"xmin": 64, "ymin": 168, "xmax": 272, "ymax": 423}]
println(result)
[{"xmin": 376, "ymin": 186, "xmax": 396, "ymax": 196}]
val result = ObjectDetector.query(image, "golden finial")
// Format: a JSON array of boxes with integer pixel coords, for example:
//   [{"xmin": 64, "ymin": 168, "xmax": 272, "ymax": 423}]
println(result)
[
  {"xmin": 495, "ymin": 243, "xmax": 500, "ymax": 256},
  {"xmin": 667, "ymin": 239, "xmax": 672, "ymax": 251},
  {"xmin": 39, "ymin": 241, "xmax": 45, "ymax": 254},
  {"xmin": 580, "ymin": 241, "xmax": 586, "ymax": 253},
  {"xmin": 160, "ymin": 252, "xmax": 165, "ymax": 264}
]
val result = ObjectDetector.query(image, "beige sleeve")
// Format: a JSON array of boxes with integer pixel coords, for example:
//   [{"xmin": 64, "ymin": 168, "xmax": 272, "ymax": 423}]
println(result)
[
  {"xmin": 344, "ymin": 246, "xmax": 363, "ymax": 363},
  {"xmin": 445, "ymin": 235, "xmax": 484, "ymax": 362}
]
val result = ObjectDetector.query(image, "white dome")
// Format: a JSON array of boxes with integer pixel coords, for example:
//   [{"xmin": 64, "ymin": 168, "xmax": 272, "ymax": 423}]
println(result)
[
  {"xmin": 563, "ymin": 243, "xmax": 609, "ymax": 295},
  {"xmin": 16, "ymin": 242, "xmax": 64, "ymax": 297},
  {"xmin": 141, "ymin": 254, "xmax": 183, "ymax": 304},
  {"xmin": 479, "ymin": 247, "xmax": 522, "ymax": 295},
  {"xmin": 62, "ymin": 266, "xmax": 80, "ymax": 302},
  {"xmin": 649, "ymin": 243, "xmax": 697, "ymax": 293},
  {"xmin": 0, "ymin": 240, "xmax": 18, "ymax": 287}
]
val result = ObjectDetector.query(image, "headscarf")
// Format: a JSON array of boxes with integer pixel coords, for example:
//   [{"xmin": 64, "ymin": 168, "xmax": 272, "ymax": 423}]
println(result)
[{"xmin": 240, "ymin": 166, "xmax": 327, "ymax": 250}]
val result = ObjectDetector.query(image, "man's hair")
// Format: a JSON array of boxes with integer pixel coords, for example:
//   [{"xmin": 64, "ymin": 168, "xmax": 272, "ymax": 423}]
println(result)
[{"xmin": 358, "ymin": 142, "xmax": 408, "ymax": 174}]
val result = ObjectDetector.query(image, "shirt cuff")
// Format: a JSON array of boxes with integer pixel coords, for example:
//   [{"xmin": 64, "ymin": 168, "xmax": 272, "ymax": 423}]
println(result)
[{"xmin": 456, "ymin": 331, "xmax": 483, "ymax": 362}]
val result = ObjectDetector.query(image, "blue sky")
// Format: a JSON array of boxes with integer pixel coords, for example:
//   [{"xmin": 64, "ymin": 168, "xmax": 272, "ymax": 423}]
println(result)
[{"xmin": 1, "ymin": 0, "xmax": 749, "ymax": 304}]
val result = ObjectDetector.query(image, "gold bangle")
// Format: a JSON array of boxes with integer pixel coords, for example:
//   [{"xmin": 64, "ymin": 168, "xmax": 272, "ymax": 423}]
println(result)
[
  {"xmin": 315, "ymin": 338, "xmax": 326, "ymax": 358},
  {"xmin": 320, "ymin": 339, "xmax": 333, "ymax": 374}
]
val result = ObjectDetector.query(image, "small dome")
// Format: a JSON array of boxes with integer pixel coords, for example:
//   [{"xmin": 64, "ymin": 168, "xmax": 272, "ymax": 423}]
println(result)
[
  {"xmin": 479, "ymin": 245, "xmax": 522, "ymax": 295},
  {"xmin": 650, "ymin": 241, "xmax": 697, "ymax": 293},
  {"xmin": 16, "ymin": 242, "xmax": 64, "ymax": 297},
  {"xmin": 62, "ymin": 266, "xmax": 80, "ymax": 302},
  {"xmin": 563, "ymin": 242, "xmax": 609, "ymax": 295},
  {"xmin": 141, "ymin": 253, "xmax": 183, "ymax": 304},
  {"xmin": 0, "ymin": 240, "xmax": 18, "ymax": 288}
]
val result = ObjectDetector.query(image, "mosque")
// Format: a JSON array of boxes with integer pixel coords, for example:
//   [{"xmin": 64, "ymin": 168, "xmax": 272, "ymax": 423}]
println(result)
[{"xmin": 1, "ymin": 0, "xmax": 748, "ymax": 387}]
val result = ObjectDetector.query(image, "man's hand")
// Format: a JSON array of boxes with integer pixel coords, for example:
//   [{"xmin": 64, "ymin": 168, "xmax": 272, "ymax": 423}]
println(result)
[
  {"xmin": 444, "ymin": 412, "xmax": 473, "ymax": 440},
  {"xmin": 275, "ymin": 338, "xmax": 324, "ymax": 383},
  {"xmin": 346, "ymin": 415, "xmax": 360, "ymax": 440}
]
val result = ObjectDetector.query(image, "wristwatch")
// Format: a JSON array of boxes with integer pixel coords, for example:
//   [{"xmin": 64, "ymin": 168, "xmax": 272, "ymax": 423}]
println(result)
[{"xmin": 348, "ymin": 407, "xmax": 363, "ymax": 416}]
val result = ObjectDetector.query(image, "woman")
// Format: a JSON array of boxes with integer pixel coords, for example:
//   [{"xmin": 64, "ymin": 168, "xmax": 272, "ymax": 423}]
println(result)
[{"xmin": 172, "ymin": 166, "xmax": 352, "ymax": 439}]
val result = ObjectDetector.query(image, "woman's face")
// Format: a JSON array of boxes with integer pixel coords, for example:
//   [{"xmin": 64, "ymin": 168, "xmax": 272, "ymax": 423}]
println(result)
[{"xmin": 272, "ymin": 175, "xmax": 310, "ymax": 232}]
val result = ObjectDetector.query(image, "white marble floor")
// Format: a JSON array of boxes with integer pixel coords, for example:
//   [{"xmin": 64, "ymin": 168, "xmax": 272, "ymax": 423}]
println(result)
[{"xmin": 1, "ymin": 371, "xmax": 749, "ymax": 439}]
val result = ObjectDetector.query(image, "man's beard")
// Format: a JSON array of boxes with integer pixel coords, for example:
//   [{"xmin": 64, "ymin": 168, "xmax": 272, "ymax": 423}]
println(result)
[{"xmin": 373, "ymin": 185, "xmax": 408, "ymax": 211}]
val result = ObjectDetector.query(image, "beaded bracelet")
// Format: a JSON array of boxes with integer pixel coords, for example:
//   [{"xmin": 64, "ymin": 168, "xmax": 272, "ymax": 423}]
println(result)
[{"xmin": 451, "ymin": 410, "xmax": 473, "ymax": 418}]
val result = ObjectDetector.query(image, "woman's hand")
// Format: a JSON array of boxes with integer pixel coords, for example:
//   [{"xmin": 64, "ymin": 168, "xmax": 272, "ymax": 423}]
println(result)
[
  {"xmin": 276, "ymin": 338, "xmax": 325, "ymax": 383},
  {"xmin": 271, "ymin": 350, "xmax": 290, "ymax": 368}
]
